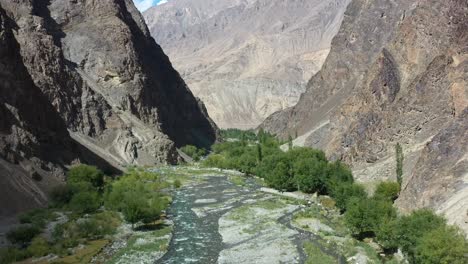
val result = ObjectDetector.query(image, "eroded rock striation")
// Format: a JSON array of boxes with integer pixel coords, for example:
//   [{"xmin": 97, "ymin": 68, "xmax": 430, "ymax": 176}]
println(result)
[
  {"xmin": 261, "ymin": 0, "xmax": 468, "ymax": 232},
  {"xmin": 144, "ymin": 0, "xmax": 351, "ymax": 129},
  {"xmin": 0, "ymin": 0, "xmax": 217, "ymax": 217}
]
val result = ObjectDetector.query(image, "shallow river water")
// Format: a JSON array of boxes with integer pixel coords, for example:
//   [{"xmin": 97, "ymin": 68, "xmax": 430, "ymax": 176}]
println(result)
[{"xmin": 156, "ymin": 174, "xmax": 343, "ymax": 264}]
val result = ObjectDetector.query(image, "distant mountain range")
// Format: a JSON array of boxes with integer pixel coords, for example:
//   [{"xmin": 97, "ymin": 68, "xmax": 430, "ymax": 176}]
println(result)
[{"xmin": 144, "ymin": 0, "xmax": 350, "ymax": 129}]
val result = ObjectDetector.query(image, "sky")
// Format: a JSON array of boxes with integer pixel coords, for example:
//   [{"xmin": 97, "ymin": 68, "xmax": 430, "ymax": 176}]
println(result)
[{"xmin": 133, "ymin": 0, "xmax": 168, "ymax": 12}]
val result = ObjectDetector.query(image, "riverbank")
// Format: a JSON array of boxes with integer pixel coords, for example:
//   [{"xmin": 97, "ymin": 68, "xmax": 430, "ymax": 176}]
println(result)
[{"xmin": 156, "ymin": 166, "xmax": 389, "ymax": 264}]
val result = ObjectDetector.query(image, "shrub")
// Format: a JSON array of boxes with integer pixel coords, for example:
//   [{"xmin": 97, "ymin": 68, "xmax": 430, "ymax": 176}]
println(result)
[
  {"xmin": 173, "ymin": 179, "xmax": 182, "ymax": 189},
  {"xmin": 345, "ymin": 197, "xmax": 396, "ymax": 239},
  {"xmin": 265, "ymin": 162, "xmax": 296, "ymax": 191},
  {"xmin": 27, "ymin": 236, "xmax": 50, "ymax": 257},
  {"xmin": 6, "ymin": 226, "xmax": 41, "ymax": 246},
  {"xmin": 374, "ymin": 181, "xmax": 400, "ymax": 201},
  {"xmin": 330, "ymin": 182, "xmax": 367, "ymax": 211},
  {"xmin": 395, "ymin": 209, "xmax": 446, "ymax": 262},
  {"xmin": 69, "ymin": 191, "xmax": 101, "ymax": 214},
  {"xmin": 375, "ymin": 218, "xmax": 399, "ymax": 252},
  {"xmin": 325, "ymin": 161, "xmax": 354, "ymax": 194},
  {"xmin": 293, "ymin": 158, "xmax": 328, "ymax": 194},
  {"xmin": 67, "ymin": 165, "xmax": 104, "ymax": 190},
  {"xmin": 0, "ymin": 247, "xmax": 30, "ymax": 264},
  {"xmin": 414, "ymin": 225, "xmax": 468, "ymax": 264},
  {"xmin": 76, "ymin": 212, "xmax": 120, "ymax": 240},
  {"xmin": 105, "ymin": 171, "xmax": 168, "ymax": 228},
  {"xmin": 202, "ymin": 154, "xmax": 227, "ymax": 168},
  {"xmin": 18, "ymin": 209, "xmax": 56, "ymax": 229},
  {"xmin": 181, "ymin": 145, "xmax": 206, "ymax": 161},
  {"xmin": 395, "ymin": 143, "xmax": 404, "ymax": 186}
]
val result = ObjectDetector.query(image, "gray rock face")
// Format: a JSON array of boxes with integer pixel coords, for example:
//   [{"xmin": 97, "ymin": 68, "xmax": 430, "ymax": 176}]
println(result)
[
  {"xmin": 261, "ymin": 0, "xmax": 467, "ymax": 232},
  {"xmin": 0, "ymin": 0, "xmax": 217, "ymax": 217},
  {"xmin": 144, "ymin": 0, "xmax": 350, "ymax": 129}
]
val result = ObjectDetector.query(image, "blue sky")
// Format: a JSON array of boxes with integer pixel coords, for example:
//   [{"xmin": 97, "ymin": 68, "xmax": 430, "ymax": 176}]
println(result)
[{"xmin": 133, "ymin": 0, "xmax": 168, "ymax": 12}]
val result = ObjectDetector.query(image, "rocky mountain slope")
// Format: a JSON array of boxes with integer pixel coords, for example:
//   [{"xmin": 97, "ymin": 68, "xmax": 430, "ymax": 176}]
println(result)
[
  {"xmin": 261, "ymin": 0, "xmax": 468, "ymax": 232},
  {"xmin": 144, "ymin": 0, "xmax": 350, "ymax": 129},
  {"xmin": 0, "ymin": 0, "xmax": 217, "ymax": 218}
]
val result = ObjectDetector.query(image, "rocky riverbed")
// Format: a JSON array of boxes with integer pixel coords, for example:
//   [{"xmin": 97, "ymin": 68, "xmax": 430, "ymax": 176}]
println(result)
[{"xmin": 154, "ymin": 167, "xmax": 365, "ymax": 264}]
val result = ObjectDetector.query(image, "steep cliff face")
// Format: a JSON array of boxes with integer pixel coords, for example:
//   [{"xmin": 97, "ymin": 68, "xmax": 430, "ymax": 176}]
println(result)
[
  {"xmin": 144, "ymin": 0, "xmax": 350, "ymax": 129},
  {"xmin": 262, "ymin": 0, "xmax": 468, "ymax": 231},
  {"xmin": 0, "ymin": 0, "xmax": 217, "ymax": 217}
]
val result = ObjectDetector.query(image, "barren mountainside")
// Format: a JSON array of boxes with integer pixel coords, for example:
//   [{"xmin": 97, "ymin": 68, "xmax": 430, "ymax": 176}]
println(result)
[
  {"xmin": 144, "ymin": 0, "xmax": 350, "ymax": 129},
  {"xmin": 0, "ymin": 0, "xmax": 217, "ymax": 218},
  {"xmin": 261, "ymin": 0, "xmax": 468, "ymax": 232}
]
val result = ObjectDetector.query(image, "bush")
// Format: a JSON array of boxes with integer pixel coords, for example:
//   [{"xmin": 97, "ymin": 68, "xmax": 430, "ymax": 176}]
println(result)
[
  {"xmin": 414, "ymin": 225, "xmax": 468, "ymax": 264},
  {"xmin": 69, "ymin": 191, "xmax": 101, "ymax": 214},
  {"xmin": 0, "ymin": 247, "xmax": 30, "ymax": 264},
  {"xmin": 181, "ymin": 145, "xmax": 207, "ymax": 161},
  {"xmin": 18, "ymin": 209, "xmax": 56, "ymax": 229},
  {"xmin": 265, "ymin": 162, "xmax": 296, "ymax": 191},
  {"xmin": 325, "ymin": 161, "xmax": 354, "ymax": 194},
  {"xmin": 293, "ymin": 158, "xmax": 328, "ymax": 194},
  {"xmin": 173, "ymin": 179, "xmax": 182, "ymax": 189},
  {"xmin": 76, "ymin": 212, "xmax": 120, "ymax": 239},
  {"xmin": 395, "ymin": 209, "xmax": 446, "ymax": 262},
  {"xmin": 345, "ymin": 197, "xmax": 396, "ymax": 239},
  {"xmin": 330, "ymin": 182, "xmax": 367, "ymax": 211},
  {"xmin": 6, "ymin": 226, "xmax": 41, "ymax": 246},
  {"xmin": 67, "ymin": 165, "xmax": 104, "ymax": 190},
  {"xmin": 105, "ymin": 170, "xmax": 168, "ymax": 228},
  {"xmin": 202, "ymin": 154, "xmax": 227, "ymax": 168},
  {"xmin": 27, "ymin": 236, "xmax": 50, "ymax": 257},
  {"xmin": 374, "ymin": 181, "xmax": 400, "ymax": 201}
]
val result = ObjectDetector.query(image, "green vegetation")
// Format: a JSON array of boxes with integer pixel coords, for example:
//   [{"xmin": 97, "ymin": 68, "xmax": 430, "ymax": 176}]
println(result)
[
  {"xmin": 395, "ymin": 143, "xmax": 404, "ymax": 187},
  {"xmin": 204, "ymin": 129, "xmax": 468, "ymax": 263},
  {"xmin": 374, "ymin": 181, "xmax": 400, "ymax": 202},
  {"xmin": 180, "ymin": 145, "xmax": 207, "ymax": 161},
  {"xmin": 1, "ymin": 165, "xmax": 171, "ymax": 264},
  {"xmin": 107, "ymin": 225, "xmax": 172, "ymax": 264},
  {"xmin": 221, "ymin": 128, "xmax": 257, "ymax": 141},
  {"xmin": 105, "ymin": 169, "xmax": 169, "ymax": 229},
  {"xmin": 6, "ymin": 226, "xmax": 41, "ymax": 247},
  {"xmin": 303, "ymin": 242, "xmax": 337, "ymax": 264}
]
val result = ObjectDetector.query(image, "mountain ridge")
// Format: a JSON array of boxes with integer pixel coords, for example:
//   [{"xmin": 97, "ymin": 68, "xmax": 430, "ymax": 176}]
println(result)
[
  {"xmin": 0, "ymin": 0, "xmax": 217, "ymax": 218},
  {"xmin": 144, "ymin": 0, "xmax": 351, "ymax": 129}
]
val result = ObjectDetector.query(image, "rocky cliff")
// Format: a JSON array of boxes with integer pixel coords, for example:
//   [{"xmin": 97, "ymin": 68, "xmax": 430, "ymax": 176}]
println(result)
[
  {"xmin": 144, "ymin": 0, "xmax": 350, "ymax": 129},
  {"xmin": 261, "ymin": 0, "xmax": 468, "ymax": 232},
  {"xmin": 0, "ymin": 0, "xmax": 217, "ymax": 218}
]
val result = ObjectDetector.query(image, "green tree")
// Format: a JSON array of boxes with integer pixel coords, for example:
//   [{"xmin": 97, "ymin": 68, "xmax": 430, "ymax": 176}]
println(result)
[
  {"xmin": 105, "ymin": 171, "xmax": 167, "ymax": 229},
  {"xmin": 288, "ymin": 134, "xmax": 293, "ymax": 150},
  {"xmin": 69, "ymin": 191, "xmax": 101, "ymax": 214},
  {"xmin": 374, "ymin": 181, "xmax": 400, "ymax": 201},
  {"xmin": 395, "ymin": 209, "xmax": 446, "ymax": 262},
  {"xmin": 325, "ymin": 161, "xmax": 354, "ymax": 194},
  {"xmin": 266, "ymin": 162, "xmax": 296, "ymax": 191},
  {"xmin": 256, "ymin": 144, "xmax": 263, "ymax": 163},
  {"xmin": 27, "ymin": 237, "xmax": 50, "ymax": 257},
  {"xmin": 330, "ymin": 182, "xmax": 367, "ymax": 211},
  {"xmin": 414, "ymin": 226, "xmax": 468, "ymax": 264},
  {"xmin": 67, "ymin": 165, "xmax": 105, "ymax": 190},
  {"xmin": 395, "ymin": 143, "xmax": 404, "ymax": 187},
  {"xmin": 292, "ymin": 158, "xmax": 327, "ymax": 193},
  {"xmin": 345, "ymin": 197, "xmax": 396, "ymax": 239},
  {"xmin": 6, "ymin": 226, "xmax": 41, "ymax": 247}
]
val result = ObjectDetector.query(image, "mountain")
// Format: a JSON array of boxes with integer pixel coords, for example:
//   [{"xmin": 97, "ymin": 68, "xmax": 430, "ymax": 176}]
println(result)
[
  {"xmin": 144, "ymin": 0, "xmax": 351, "ymax": 129},
  {"xmin": 0, "ymin": 0, "xmax": 217, "ymax": 218},
  {"xmin": 261, "ymin": 0, "xmax": 468, "ymax": 232}
]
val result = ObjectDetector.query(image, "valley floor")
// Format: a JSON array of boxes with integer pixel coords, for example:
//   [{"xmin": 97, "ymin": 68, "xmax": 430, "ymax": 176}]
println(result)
[{"xmin": 152, "ymin": 166, "xmax": 386, "ymax": 264}]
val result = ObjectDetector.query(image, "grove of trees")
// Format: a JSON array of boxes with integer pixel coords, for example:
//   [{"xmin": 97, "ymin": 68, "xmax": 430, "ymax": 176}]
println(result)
[{"xmin": 202, "ymin": 131, "xmax": 468, "ymax": 263}]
